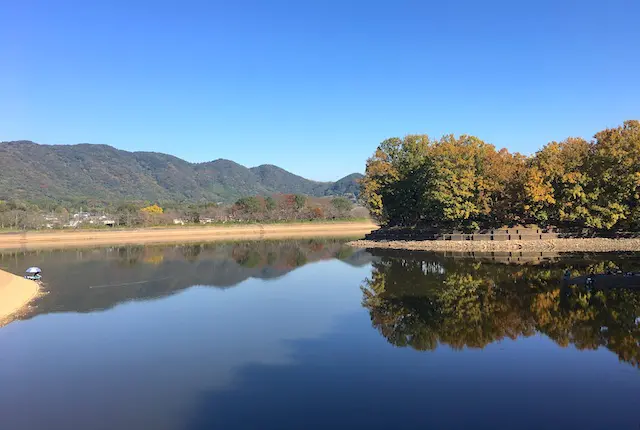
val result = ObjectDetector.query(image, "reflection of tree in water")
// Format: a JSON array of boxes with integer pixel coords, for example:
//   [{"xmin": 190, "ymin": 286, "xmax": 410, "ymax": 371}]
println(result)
[
  {"xmin": 362, "ymin": 253, "xmax": 640, "ymax": 367},
  {"xmin": 181, "ymin": 244, "xmax": 202, "ymax": 261},
  {"xmin": 227, "ymin": 239, "xmax": 357, "ymax": 270},
  {"xmin": 115, "ymin": 239, "xmax": 362, "ymax": 272},
  {"xmin": 117, "ymin": 246, "xmax": 145, "ymax": 266},
  {"xmin": 4, "ymin": 239, "xmax": 377, "ymax": 323}
]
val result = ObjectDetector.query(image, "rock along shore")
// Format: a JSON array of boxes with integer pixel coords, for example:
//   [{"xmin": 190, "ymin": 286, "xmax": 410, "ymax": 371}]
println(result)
[{"xmin": 347, "ymin": 238, "xmax": 640, "ymax": 253}]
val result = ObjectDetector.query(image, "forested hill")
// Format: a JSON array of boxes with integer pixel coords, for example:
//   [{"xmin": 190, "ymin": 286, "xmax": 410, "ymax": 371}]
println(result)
[{"xmin": 0, "ymin": 140, "xmax": 363, "ymax": 203}]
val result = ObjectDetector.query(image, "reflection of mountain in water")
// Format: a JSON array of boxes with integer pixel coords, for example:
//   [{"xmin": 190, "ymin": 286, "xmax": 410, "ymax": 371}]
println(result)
[
  {"xmin": 362, "ymin": 250, "xmax": 640, "ymax": 368},
  {"xmin": 0, "ymin": 239, "xmax": 375, "ymax": 319}
]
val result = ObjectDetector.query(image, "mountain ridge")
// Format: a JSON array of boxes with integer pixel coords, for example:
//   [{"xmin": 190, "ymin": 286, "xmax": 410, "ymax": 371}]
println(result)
[{"xmin": 0, "ymin": 140, "xmax": 363, "ymax": 203}]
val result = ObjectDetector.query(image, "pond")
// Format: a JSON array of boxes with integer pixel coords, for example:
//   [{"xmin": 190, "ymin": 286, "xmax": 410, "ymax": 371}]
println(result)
[{"xmin": 0, "ymin": 240, "xmax": 639, "ymax": 430}]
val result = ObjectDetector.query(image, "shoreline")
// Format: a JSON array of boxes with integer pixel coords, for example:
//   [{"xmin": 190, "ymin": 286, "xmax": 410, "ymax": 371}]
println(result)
[
  {"xmin": 0, "ymin": 269, "xmax": 39, "ymax": 325},
  {"xmin": 347, "ymin": 238, "xmax": 640, "ymax": 253},
  {"xmin": 0, "ymin": 222, "xmax": 378, "ymax": 250}
]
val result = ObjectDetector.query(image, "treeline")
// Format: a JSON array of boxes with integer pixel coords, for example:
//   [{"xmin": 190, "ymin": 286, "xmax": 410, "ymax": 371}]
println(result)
[
  {"xmin": 136, "ymin": 194, "xmax": 362, "ymax": 226},
  {"xmin": 0, "ymin": 194, "xmax": 366, "ymax": 230},
  {"xmin": 361, "ymin": 120, "xmax": 640, "ymax": 231}
]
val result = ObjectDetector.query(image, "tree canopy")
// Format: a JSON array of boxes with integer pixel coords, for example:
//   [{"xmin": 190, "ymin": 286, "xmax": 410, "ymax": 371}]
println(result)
[{"xmin": 361, "ymin": 120, "xmax": 640, "ymax": 231}]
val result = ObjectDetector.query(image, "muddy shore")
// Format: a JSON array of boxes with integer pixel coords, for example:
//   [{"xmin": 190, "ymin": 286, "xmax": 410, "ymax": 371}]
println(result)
[
  {"xmin": 347, "ymin": 238, "xmax": 640, "ymax": 253},
  {"xmin": 0, "ymin": 222, "xmax": 378, "ymax": 250},
  {"xmin": 0, "ymin": 269, "xmax": 39, "ymax": 324}
]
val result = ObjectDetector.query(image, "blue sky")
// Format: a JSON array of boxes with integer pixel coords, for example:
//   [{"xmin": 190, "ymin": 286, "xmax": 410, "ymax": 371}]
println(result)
[{"xmin": 1, "ymin": 0, "xmax": 639, "ymax": 181}]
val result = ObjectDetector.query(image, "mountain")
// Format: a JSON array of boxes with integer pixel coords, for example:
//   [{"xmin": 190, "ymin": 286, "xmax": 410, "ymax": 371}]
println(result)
[{"xmin": 0, "ymin": 140, "xmax": 363, "ymax": 203}]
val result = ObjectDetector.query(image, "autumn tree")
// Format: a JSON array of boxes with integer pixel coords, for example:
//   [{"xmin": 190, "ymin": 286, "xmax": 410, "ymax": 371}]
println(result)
[
  {"xmin": 361, "ymin": 120, "xmax": 640, "ymax": 232},
  {"xmin": 588, "ymin": 120, "xmax": 640, "ymax": 230},
  {"xmin": 361, "ymin": 134, "xmax": 522, "ymax": 230},
  {"xmin": 524, "ymin": 138, "xmax": 592, "ymax": 227},
  {"xmin": 139, "ymin": 204, "xmax": 164, "ymax": 226},
  {"xmin": 140, "ymin": 204, "xmax": 164, "ymax": 215}
]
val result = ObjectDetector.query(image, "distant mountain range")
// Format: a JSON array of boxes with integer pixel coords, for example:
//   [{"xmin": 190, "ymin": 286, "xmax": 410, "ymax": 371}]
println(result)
[{"xmin": 0, "ymin": 140, "xmax": 363, "ymax": 203}]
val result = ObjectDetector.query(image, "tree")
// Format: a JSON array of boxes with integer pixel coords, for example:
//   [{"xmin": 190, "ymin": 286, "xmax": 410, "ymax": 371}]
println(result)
[
  {"xmin": 588, "ymin": 120, "xmax": 640, "ymax": 230},
  {"xmin": 361, "ymin": 133, "xmax": 519, "ymax": 230},
  {"xmin": 294, "ymin": 194, "xmax": 307, "ymax": 210},
  {"xmin": 116, "ymin": 203, "xmax": 142, "ymax": 227},
  {"xmin": 235, "ymin": 197, "xmax": 262, "ymax": 215},
  {"xmin": 360, "ymin": 136, "xmax": 427, "ymax": 224},
  {"xmin": 331, "ymin": 197, "xmax": 353, "ymax": 216},
  {"xmin": 140, "ymin": 204, "xmax": 164, "ymax": 215},
  {"xmin": 524, "ymin": 138, "xmax": 592, "ymax": 227},
  {"xmin": 265, "ymin": 196, "xmax": 276, "ymax": 211}
]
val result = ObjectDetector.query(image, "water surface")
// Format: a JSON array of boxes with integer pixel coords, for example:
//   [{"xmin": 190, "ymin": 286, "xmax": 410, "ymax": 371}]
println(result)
[{"xmin": 1, "ymin": 241, "xmax": 639, "ymax": 430}]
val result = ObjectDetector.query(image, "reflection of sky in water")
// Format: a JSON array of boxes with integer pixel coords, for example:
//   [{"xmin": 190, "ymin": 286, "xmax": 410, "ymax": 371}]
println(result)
[
  {"xmin": 0, "ymin": 252, "xmax": 639, "ymax": 430},
  {"xmin": 0, "ymin": 261, "xmax": 370, "ymax": 430}
]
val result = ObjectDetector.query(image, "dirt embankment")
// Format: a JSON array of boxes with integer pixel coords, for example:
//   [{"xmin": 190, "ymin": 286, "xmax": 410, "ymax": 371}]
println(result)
[
  {"xmin": 0, "ymin": 269, "xmax": 39, "ymax": 324},
  {"xmin": 348, "ymin": 238, "xmax": 640, "ymax": 253},
  {"xmin": 0, "ymin": 222, "xmax": 378, "ymax": 250}
]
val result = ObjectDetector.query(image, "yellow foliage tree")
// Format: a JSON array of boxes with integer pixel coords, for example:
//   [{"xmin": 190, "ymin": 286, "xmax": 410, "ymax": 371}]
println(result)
[{"xmin": 140, "ymin": 204, "xmax": 164, "ymax": 215}]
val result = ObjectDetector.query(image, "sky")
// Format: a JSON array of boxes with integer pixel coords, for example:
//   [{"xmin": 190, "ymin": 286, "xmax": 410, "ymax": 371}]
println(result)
[{"xmin": 1, "ymin": 0, "xmax": 639, "ymax": 181}]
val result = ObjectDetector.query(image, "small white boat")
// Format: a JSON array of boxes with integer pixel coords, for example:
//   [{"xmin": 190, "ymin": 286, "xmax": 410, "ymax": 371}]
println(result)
[{"xmin": 25, "ymin": 267, "xmax": 42, "ymax": 281}]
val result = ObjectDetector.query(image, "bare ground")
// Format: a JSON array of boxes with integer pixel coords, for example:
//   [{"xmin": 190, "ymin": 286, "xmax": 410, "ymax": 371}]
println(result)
[
  {"xmin": 0, "ymin": 222, "xmax": 378, "ymax": 250},
  {"xmin": 0, "ymin": 269, "xmax": 40, "ymax": 325},
  {"xmin": 347, "ymin": 238, "xmax": 640, "ymax": 253}
]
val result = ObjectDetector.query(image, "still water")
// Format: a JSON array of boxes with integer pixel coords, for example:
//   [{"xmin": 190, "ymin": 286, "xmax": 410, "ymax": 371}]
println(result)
[{"xmin": 0, "ymin": 240, "xmax": 639, "ymax": 430}]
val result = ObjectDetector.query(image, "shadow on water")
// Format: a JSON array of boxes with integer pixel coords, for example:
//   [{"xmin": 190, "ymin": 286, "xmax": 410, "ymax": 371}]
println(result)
[
  {"xmin": 361, "ymin": 249, "xmax": 640, "ymax": 368},
  {"xmin": 0, "ymin": 239, "xmax": 376, "ymax": 321}
]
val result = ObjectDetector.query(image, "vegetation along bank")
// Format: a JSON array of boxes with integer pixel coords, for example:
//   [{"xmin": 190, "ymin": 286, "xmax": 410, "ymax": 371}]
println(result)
[{"xmin": 357, "ymin": 120, "xmax": 640, "ymax": 249}]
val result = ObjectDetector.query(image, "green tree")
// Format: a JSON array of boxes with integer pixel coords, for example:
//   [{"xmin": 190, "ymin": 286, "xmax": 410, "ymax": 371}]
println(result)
[
  {"xmin": 294, "ymin": 194, "xmax": 307, "ymax": 210},
  {"xmin": 265, "ymin": 196, "xmax": 276, "ymax": 211},
  {"xmin": 331, "ymin": 197, "xmax": 353, "ymax": 216},
  {"xmin": 235, "ymin": 196, "xmax": 262, "ymax": 214}
]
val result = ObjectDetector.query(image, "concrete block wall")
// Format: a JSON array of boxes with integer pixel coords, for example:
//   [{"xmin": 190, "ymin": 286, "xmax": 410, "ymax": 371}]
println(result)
[{"xmin": 365, "ymin": 226, "xmax": 562, "ymax": 241}]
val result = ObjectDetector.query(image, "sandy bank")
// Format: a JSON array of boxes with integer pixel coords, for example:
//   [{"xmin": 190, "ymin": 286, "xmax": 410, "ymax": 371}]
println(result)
[
  {"xmin": 0, "ymin": 222, "xmax": 378, "ymax": 250},
  {"xmin": 347, "ymin": 238, "xmax": 640, "ymax": 253},
  {"xmin": 0, "ymin": 269, "xmax": 39, "ymax": 323}
]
